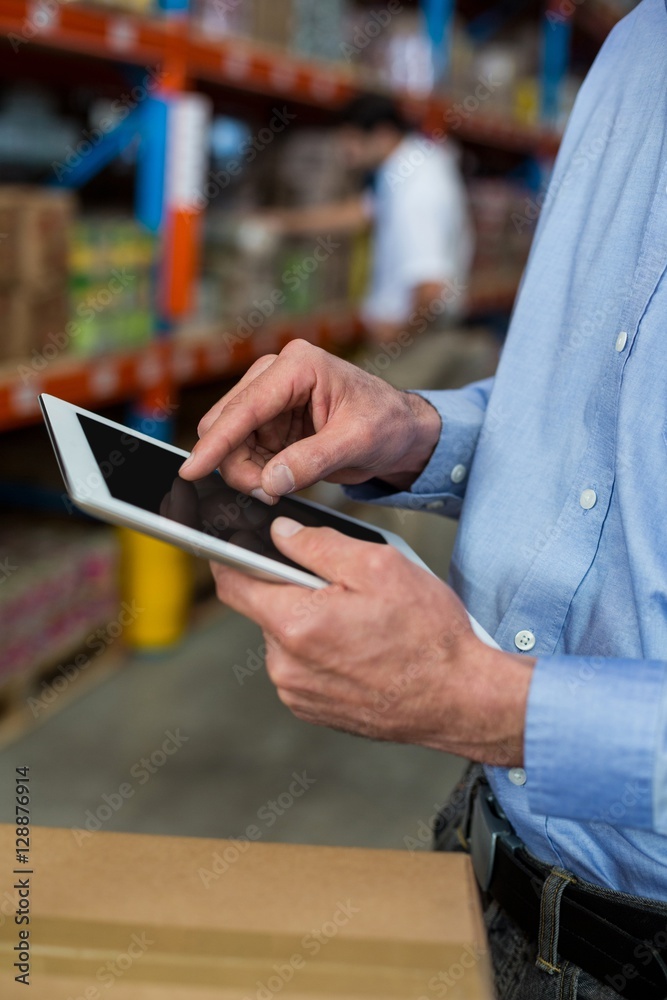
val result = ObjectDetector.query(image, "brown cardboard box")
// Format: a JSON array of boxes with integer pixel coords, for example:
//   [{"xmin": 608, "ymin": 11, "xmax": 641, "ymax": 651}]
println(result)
[
  {"xmin": 253, "ymin": 0, "xmax": 294, "ymax": 48},
  {"xmin": 0, "ymin": 187, "xmax": 74, "ymax": 290},
  {"xmin": 0, "ymin": 286, "xmax": 70, "ymax": 363},
  {"xmin": 0, "ymin": 202, "xmax": 22, "ymax": 284},
  {"xmin": 0, "ymin": 825, "xmax": 494, "ymax": 999}
]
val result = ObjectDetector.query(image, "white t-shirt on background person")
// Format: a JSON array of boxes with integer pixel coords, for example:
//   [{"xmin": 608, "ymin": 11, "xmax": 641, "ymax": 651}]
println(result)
[{"xmin": 361, "ymin": 135, "xmax": 474, "ymax": 327}]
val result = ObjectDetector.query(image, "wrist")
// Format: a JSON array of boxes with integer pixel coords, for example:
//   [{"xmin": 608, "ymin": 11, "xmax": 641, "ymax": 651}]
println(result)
[
  {"xmin": 378, "ymin": 392, "xmax": 442, "ymax": 491},
  {"xmin": 428, "ymin": 635, "xmax": 534, "ymax": 766}
]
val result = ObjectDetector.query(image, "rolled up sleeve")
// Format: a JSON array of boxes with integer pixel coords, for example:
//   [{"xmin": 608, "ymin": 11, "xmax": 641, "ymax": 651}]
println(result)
[
  {"xmin": 526, "ymin": 655, "xmax": 667, "ymax": 832},
  {"xmin": 343, "ymin": 378, "xmax": 494, "ymax": 518}
]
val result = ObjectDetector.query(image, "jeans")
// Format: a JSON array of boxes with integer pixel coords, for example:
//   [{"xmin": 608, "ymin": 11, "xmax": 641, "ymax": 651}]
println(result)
[{"xmin": 433, "ymin": 764, "xmax": 648, "ymax": 1000}]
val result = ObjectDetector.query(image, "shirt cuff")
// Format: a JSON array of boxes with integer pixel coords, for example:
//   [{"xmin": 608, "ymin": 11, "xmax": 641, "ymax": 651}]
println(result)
[
  {"xmin": 525, "ymin": 655, "xmax": 667, "ymax": 831},
  {"xmin": 343, "ymin": 386, "xmax": 490, "ymax": 517}
]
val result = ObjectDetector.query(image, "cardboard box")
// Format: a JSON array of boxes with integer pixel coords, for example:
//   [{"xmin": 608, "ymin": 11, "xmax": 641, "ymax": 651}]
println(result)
[
  {"xmin": 0, "ymin": 187, "xmax": 74, "ymax": 290},
  {"xmin": 253, "ymin": 0, "xmax": 294, "ymax": 48},
  {"xmin": 0, "ymin": 825, "xmax": 494, "ymax": 999},
  {"xmin": 0, "ymin": 286, "xmax": 70, "ymax": 363}
]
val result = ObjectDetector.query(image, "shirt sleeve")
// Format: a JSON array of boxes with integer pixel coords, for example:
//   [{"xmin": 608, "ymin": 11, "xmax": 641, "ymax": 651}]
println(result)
[
  {"xmin": 343, "ymin": 378, "xmax": 494, "ymax": 519},
  {"xmin": 525, "ymin": 655, "xmax": 667, "ymax": 831}
]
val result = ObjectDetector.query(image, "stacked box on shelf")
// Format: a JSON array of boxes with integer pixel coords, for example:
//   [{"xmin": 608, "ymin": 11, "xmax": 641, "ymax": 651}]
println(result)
[
  {"xmin": 0, "ymin": 520, "xmax": 120, "ymax": 689},
  {"xmin": 192, "ymin": 0, "xmax": 293, "ymax": 46},
  {"xmin": 0, "ymin": 187, "xmax": 73, "ymax": 365},
  {"xmin": 193, "ymin": 0, "xmax": 348, "ymax": 59},
  {"xmin": 290, "ymin": 0, "xmax": 348, "ymax": 62},
  {"xmin": 200, "ymin": 127, "xmax": 356, "ymax": 329},
  {"xmin": 202, "ymin": 222, "xmax": 354, "ymax": 329},
  {"xmin": 274, "ymin": 129, "xmax": 354, "ymax": 207},
  {"xmin": 68, "ymin": 217, "xmax": 156, "ymax": 356},
  {"xmin": 274, "ymin": 128, "xmax": 355, "ymax": 309},
  {"xmin": 78, "ymin": 0, "xmax": 154, "ymax": 13}
]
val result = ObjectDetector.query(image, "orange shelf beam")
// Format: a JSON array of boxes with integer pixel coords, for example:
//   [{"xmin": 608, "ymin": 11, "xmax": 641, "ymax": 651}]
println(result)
[
  {"xmin": 0, "ymin": 0, "xmax": 173, "ymax": 63},
  {"xmin": 0, "ymin": 265, "xmax": 520, "ymax": 434},
  {"xmin": 0, "ymin": 0, "xmax": 560, "ymax": 157},
  {"xmin": 0, "ymin": 312, "xmax": 365, "ymax": 432}
]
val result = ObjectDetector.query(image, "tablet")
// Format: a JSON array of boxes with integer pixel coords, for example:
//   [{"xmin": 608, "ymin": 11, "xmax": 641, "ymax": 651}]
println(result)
[{"xmin": 39, "ymin": 394, "xmax": 499, "ymax": 645}]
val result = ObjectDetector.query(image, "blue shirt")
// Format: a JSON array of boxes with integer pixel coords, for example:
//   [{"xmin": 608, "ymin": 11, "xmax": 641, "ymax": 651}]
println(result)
[{"xmin": 346, "ymin": 0, "xmax": 667, "ymax": 900}]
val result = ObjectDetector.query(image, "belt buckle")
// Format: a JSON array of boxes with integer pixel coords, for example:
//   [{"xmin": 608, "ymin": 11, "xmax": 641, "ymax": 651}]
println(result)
[{"xmin": 469, "ymin": 786, "xmax": 522, "ymax": 892}]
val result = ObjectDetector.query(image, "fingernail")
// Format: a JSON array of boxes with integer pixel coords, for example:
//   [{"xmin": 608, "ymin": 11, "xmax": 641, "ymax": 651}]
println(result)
[
  {"xmin": 250, "ymin": 487, "xmax": 276, "ymax": 505},
  {"xmin": 269, "ymin": 463, "xmax": 295, "ymax": 495},
  {"xmin": 179, "ymin": 454, "xmax": 194, "ymax": 472},
  {"xmin": 272, "ymin": 517, "xmax": 303, "ymax": 538}
]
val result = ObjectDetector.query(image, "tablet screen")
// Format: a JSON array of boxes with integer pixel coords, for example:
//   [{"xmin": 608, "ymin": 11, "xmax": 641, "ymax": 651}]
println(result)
[{"xmin": 77, "ymin": 414, "xmax": 386, "ymax": 571}]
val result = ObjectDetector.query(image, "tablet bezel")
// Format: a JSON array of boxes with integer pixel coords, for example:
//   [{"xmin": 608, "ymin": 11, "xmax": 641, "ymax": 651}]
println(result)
[
  {"xmin": 39, "ymin": 393, "xmax": 500, "ymax": 647},
  {"xmin": 39, "ymin": 393, "xmax": 405, "ymax": 590}
]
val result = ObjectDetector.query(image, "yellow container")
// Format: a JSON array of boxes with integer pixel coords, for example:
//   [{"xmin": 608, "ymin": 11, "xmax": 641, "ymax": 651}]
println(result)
[{"xmin": 118, "ymin": 528, "xmax": 193, "ymax": 650}]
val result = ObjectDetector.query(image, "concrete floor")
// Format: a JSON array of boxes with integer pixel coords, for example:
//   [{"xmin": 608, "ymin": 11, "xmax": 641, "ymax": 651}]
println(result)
[{"xmin": 0, "ymin": 507, "xmax": 465, "ymax": 853}]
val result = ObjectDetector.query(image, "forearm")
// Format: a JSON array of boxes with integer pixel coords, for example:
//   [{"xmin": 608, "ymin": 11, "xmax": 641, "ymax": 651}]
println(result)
[
  {"xmin": 276, "ymin": 197, "xmax": 367, "ymax": 236},
  {"xmin": 424, "ymin": 639, "xmax": 535, "ymax": 766}
]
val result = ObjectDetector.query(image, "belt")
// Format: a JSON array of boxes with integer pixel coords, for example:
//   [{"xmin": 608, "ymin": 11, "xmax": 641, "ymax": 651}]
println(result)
[{"xmin": 462, "ymin": 781, "xmax": 667, "ymax": 1000}]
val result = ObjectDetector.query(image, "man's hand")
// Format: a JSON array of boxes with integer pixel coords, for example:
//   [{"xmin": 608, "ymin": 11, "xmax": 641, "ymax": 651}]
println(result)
[
  {"xmin": 211, "ymin": 518, "xmax": 534, "ymax": 765},
  {"xmin": 180, "ymin": 340, "xmax": 442, "ymax": 501}
]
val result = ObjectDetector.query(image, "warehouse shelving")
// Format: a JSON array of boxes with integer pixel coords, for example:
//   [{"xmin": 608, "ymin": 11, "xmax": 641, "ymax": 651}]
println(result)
[
  {"xmin": 0, "ymin": 0, "xmax": 628, "ymax": 741},
  {"xmin": 0, "ymin": 0, "xmax": 561, "ymax": 154},
  {"xmin": 0, "ymin": 0, "xmax": 551, "ymax": 434},
  {"xmin": 0, "ymin": 309, "xmax": 364, "ymax": 430},
  {"xmin": 0, "ymin": 264, "xmax": 519, "ymax": 431}
]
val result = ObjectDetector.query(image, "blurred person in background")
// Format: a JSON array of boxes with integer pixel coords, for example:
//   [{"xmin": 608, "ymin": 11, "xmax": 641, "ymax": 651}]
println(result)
[{"xmin": 263, "ymin": 94, "xmax": 474, "ymax": 345}]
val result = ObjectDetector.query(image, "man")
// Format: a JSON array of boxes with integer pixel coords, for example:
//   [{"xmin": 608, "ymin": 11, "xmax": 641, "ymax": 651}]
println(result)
[
  {"xmin": 181, "ymin": 2, "xmax": 667, "ymax": 996},
  {"xmin": 265, "ymin": 94, "xmax": 474, "ymax": 343}
]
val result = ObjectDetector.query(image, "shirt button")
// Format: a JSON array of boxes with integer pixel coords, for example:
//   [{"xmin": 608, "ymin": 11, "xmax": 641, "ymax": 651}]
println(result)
[
  {"xmin": 425, "ymin": 500, "xmax": 444, "ymax": 510},
  {"xmin": 450, "ymin": 464, "xmax": 467, "ymax": 484},
  {"xmin": 508, "ymin": 767, "xmax": 527, "ymax": 786},
  {"xmin": 579, "ymin": 489, "xmax": 597, "ymax": 509},
  {"xmin": 615, "ymin": 330, "xmax": 628, "ymax": 352},
  {"xmin": 514, "ymin": 629, "xmax": 535, "ymax": 651}
]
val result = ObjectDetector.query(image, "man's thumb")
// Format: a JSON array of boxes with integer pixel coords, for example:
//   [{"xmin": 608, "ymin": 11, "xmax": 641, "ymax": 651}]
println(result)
[
  {"xmin": 260, "ymin": 425, "xmax": 349, "ymax": 496},
  {"xmin": 270, "ymin": 519, "xmax": 367, "ymax": 586}
]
